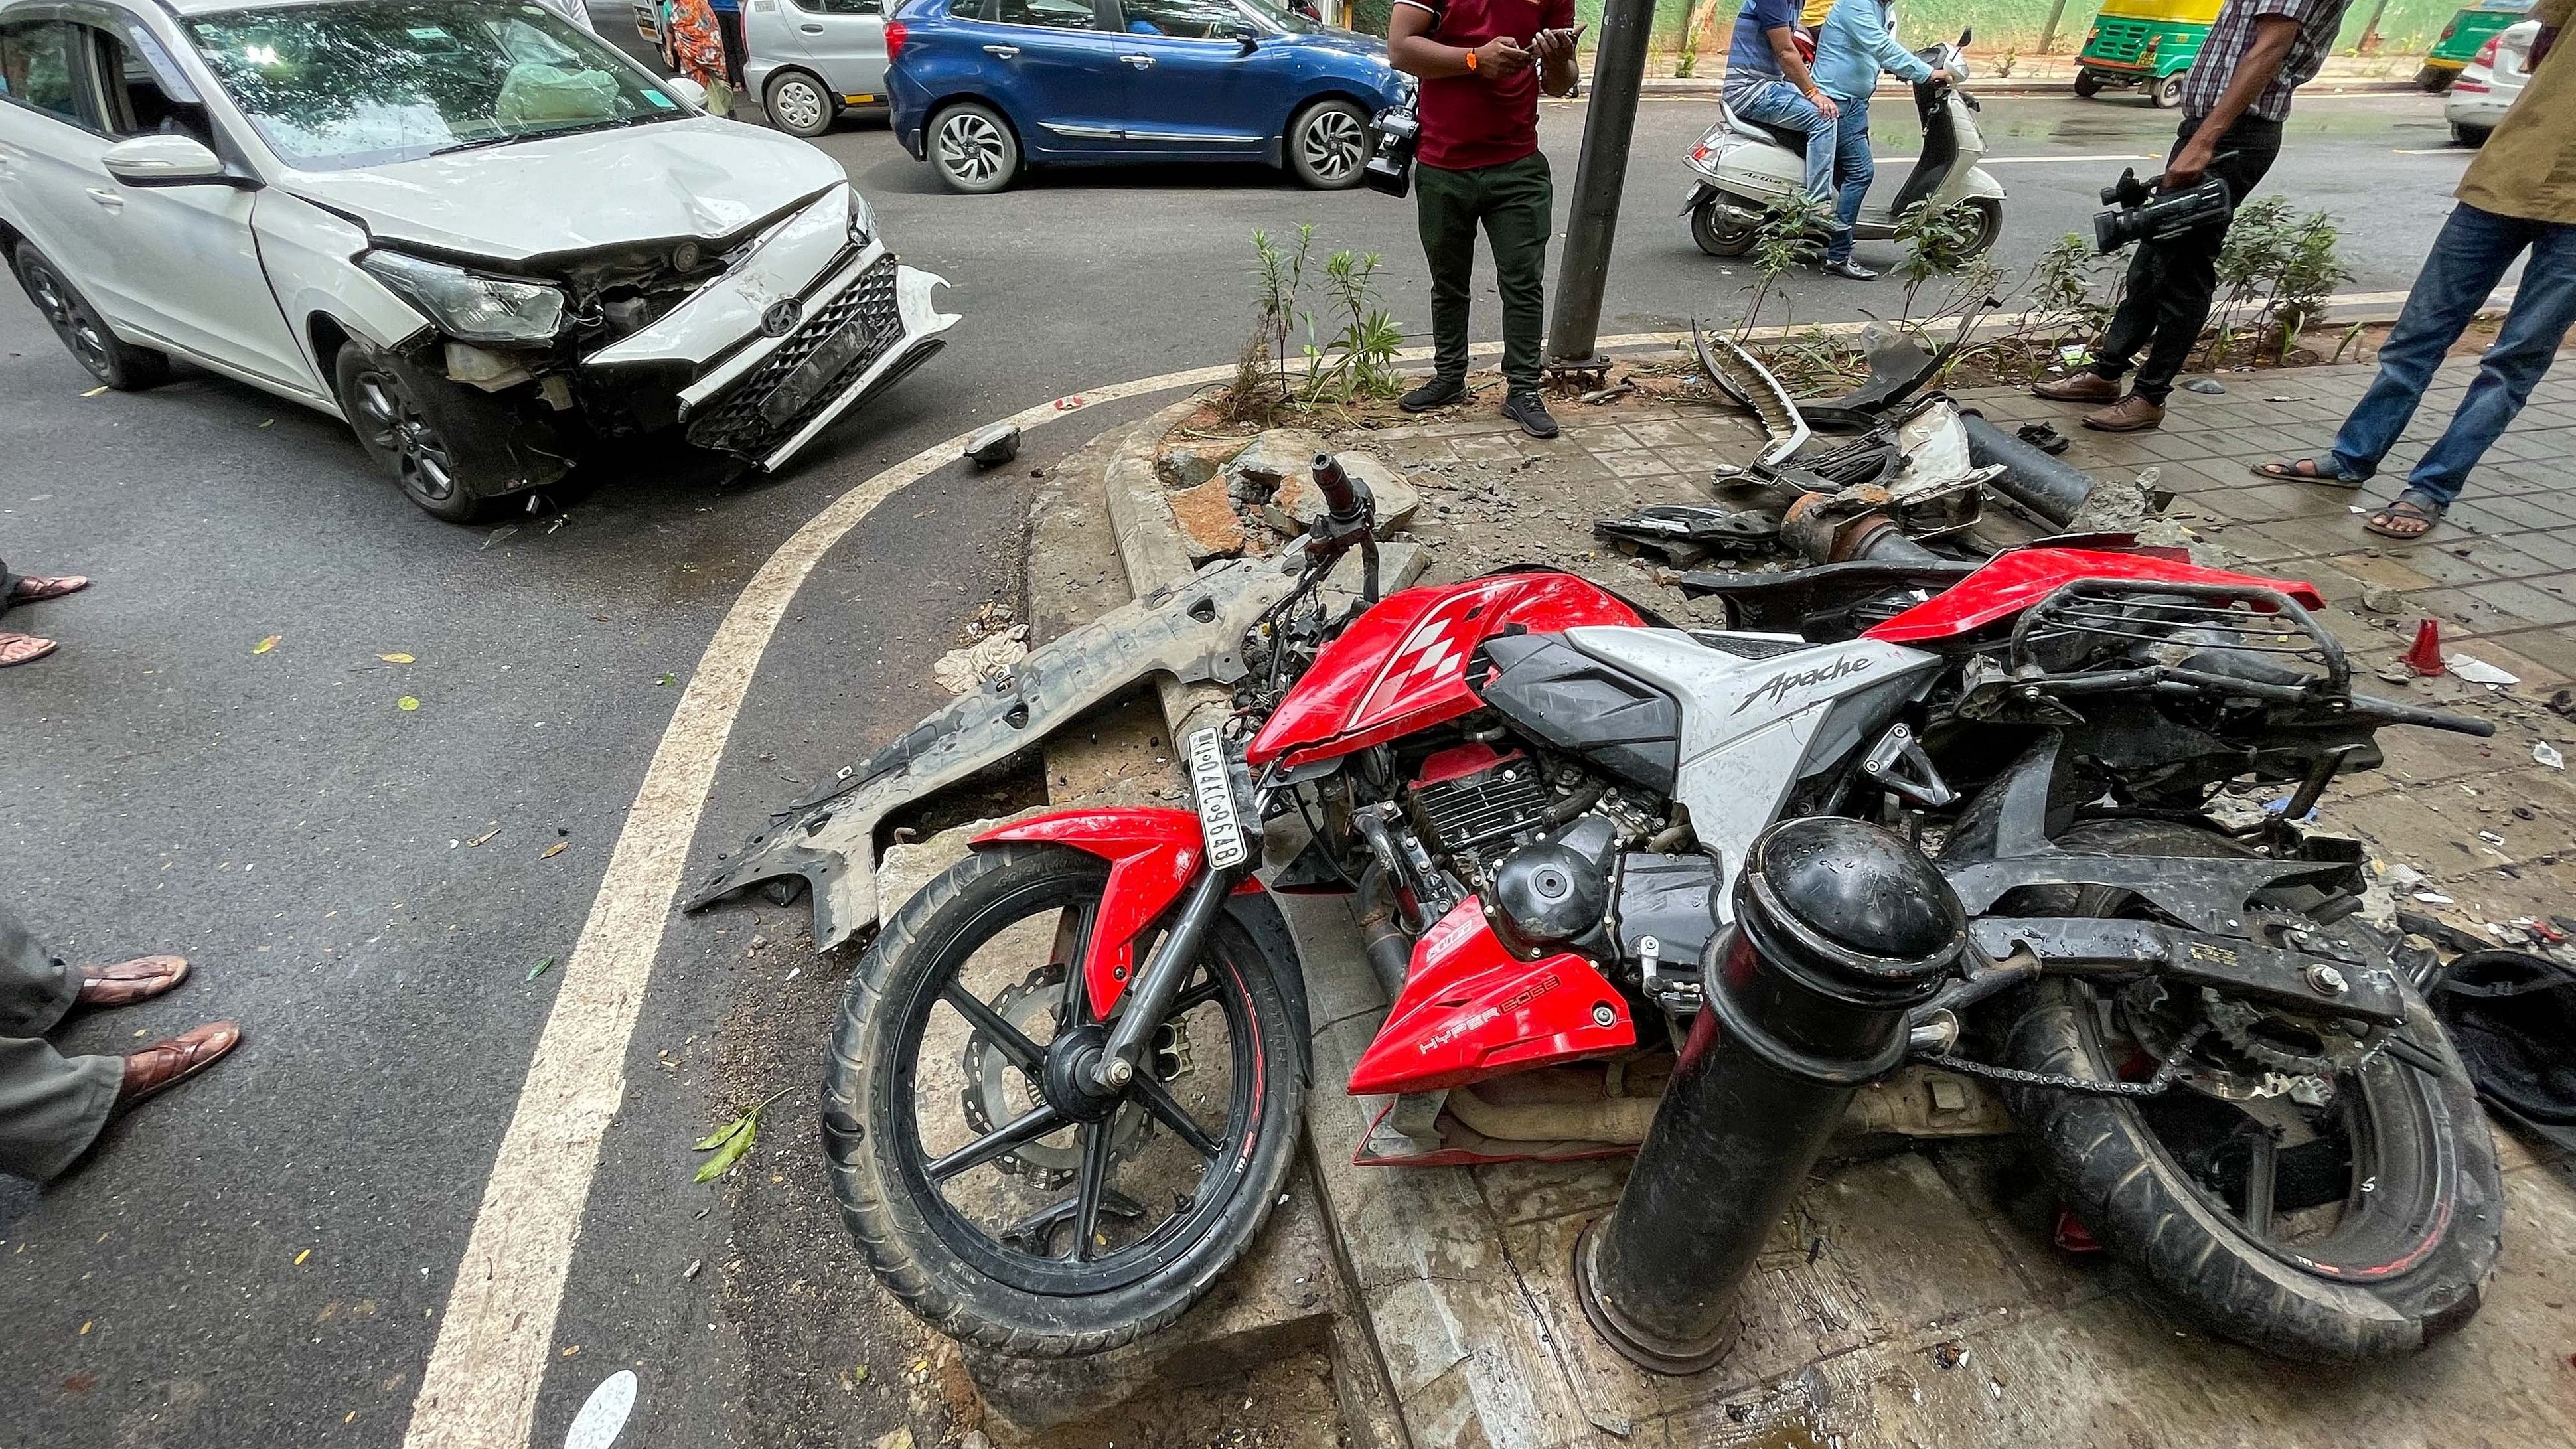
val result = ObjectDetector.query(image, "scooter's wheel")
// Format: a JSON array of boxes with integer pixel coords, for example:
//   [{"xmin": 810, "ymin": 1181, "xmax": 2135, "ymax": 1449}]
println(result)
[
  {"xmin": 824, "ymin": 844, "xmax": 1306, "ymax": 1356},
  {"xmin": 1690, "ymin": 201, "xmax": 1756, "ymax": 258},
  {"xmin": 1955, "ymin": 198, "xmax": 2004, "ymax": 263},
  {"xmin": 1991, "ymin": 821, "xmax": 2502, "ymax": 1362}
]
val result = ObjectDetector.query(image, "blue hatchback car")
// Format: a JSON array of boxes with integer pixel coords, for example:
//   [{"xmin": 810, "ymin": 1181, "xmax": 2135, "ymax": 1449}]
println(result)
[{"xmin": 887, "ymin": 0, "xmax": 1408, "ymax": 192}]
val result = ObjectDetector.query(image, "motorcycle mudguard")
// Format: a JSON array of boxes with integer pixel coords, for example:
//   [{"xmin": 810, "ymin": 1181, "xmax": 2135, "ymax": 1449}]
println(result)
[
  {"xmin": 683, "ymin": 557, "xmax": 1301, "ymax": 951},
  {"xmin": 1347, "ymin": 897, "xmax": 1635, "ymax": 1095},
  {"xmin": 975, "ymin": 808, "xmax": 1205, "ymax": 1021},
  {"xmin": 1679, "ymin": 179, "xmax": 1720, "ymax": 215},
  {"xmin": 974, "ymin": 809, "xmax": 1312, "ymax": 1080}
]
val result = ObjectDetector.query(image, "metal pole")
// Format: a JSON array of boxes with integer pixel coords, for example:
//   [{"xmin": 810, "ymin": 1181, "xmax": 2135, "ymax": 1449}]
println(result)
[
  {"xmin": 1544, "ymin": 0, "xmax": 1657, "ymax": 374},
  {"xmin": 1574, "ymin": 817, "xmax": 1965, "ymax": 1372},
  {"xmin": 2037, "ymin": 0, "xmax": 2072, "ymax": 56}
]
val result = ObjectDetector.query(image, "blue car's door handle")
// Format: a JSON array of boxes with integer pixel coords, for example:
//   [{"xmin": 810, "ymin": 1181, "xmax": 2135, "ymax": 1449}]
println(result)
[
  {"xmin": 1118, "ymin": 52, "xmax": 1154, "ymax": 67},
  {"xmin": 982, "ymin": 42, "xmax": 1020, "ymax": 56}
]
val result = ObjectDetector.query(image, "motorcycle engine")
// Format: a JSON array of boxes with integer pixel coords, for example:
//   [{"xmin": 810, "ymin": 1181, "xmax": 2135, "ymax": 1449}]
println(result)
[{"xmin": 1404, "ymin": 743, "xmax": 1651, "ymax": 956}]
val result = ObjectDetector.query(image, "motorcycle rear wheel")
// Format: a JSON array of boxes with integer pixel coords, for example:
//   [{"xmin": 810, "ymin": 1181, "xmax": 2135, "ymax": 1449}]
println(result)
[
  {"xmin": 824, "ymin": 843, "xmax": 1306, "ymax": 1355},
  {"xmin": 1993, "ymin": 820, "xmax": 2501, "ymax": 1361}
]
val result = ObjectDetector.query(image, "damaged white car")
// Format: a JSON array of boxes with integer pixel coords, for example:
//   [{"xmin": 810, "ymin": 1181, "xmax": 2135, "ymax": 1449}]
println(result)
[{"xmin": 0, "ymin": 0, "xmax": 955, "ymax": 520}]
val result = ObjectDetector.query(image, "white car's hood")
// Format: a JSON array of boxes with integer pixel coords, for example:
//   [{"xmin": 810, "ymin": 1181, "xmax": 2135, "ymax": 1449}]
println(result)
[{"xmin": 281, "ymin": 117, "xmax": 846, "ymax": 262}]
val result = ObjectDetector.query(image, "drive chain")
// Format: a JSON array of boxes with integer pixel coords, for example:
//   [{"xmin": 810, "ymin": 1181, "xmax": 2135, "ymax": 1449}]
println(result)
[{"xmin": 1922, "ymin": 1023, "xmax": 2213, "ymax": 1099}]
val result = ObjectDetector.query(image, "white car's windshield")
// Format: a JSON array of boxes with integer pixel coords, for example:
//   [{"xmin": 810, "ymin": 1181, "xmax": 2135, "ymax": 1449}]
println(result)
[{"xmin": 187, "ymin": 0, "xmax": 684, "ymax": 171}]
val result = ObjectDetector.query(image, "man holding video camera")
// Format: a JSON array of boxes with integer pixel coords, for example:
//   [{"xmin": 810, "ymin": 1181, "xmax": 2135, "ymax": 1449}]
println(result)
[
  {"xmin": 2033, "ymin": 0, "xmax": 2353, "ymax": 432},
  {"xmin": 1388, "ymin": 0, "xmax": 1583, "ymax": 439}
]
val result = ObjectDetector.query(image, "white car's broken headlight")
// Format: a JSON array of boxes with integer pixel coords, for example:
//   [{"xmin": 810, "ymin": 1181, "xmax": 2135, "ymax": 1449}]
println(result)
[
  {"xmin": 847, "ymin": 188, "xmax": 877, "ymax": 249},
  {"xmin": 360, "ymin": 251, "xmax": 566, "ymax": 344}
]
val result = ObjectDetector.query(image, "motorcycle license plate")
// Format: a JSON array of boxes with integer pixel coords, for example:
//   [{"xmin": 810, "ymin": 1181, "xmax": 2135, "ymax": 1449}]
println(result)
[{"xmin": 1187, "ymin": 727, "xmax": 1248, "ymax": 870}]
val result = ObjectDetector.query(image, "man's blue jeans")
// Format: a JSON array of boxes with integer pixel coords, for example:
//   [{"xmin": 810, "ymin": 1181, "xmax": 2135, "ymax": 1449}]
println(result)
[
  {"xmin": 2320, "ymin": 202, "xmax": 2576, "ymax": 507},
  {"xmin": 1824, "ymin": 95, "xmax": 1874, "ymax": 262},
  {"xmin": 1728, "ymin": 80, "xmax": 1836, "ymax": 202}
]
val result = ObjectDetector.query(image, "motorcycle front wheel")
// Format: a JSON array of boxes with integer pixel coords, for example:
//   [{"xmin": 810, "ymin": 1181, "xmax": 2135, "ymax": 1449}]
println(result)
[
  {"xmin": 1993, "ymin": 822, "xmax": 2502, "ymax": 1361},
  {"xmin": 824, "ymin": 843, "xmax": 1306, "ymax": 1356}
]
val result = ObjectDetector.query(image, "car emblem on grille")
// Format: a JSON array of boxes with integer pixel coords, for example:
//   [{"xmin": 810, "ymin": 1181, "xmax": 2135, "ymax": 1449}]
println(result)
[{"xmin": 760, "ymin": 299, "xmax": 803, "ymax": 338}]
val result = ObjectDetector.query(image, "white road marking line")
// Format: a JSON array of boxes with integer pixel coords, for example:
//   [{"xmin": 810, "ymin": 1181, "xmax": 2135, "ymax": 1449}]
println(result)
[
  {"xmin": 402, "ymin": 288, "xmax": 2443, "ymax": 1447},
  {"xmin": 1873, "ymin": 153, "xmax": 2155, "ymax": 165},
  {"xmin": 2391, "ymin": 147, "xmax": 2472, "ymax": 154}
]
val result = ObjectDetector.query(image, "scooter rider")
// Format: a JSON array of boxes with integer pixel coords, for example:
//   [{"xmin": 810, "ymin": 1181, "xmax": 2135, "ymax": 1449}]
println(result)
[
  {"xmin": 1812, "ymin": 0, "xmax": 1963, "ymax": 280},
  {"xmin": 1722, "ymin": 0, "xmax": 1837, "ymax": 204}
]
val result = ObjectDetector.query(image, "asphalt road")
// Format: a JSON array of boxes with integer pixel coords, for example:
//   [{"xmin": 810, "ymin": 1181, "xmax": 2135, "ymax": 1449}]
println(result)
[{"xmin": 0, "ymin": 77, "xmax": 2486, "ymax": 1449}]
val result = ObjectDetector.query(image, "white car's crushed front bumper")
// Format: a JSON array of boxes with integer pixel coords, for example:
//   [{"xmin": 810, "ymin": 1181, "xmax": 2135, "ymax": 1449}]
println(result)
[
  {"xmin": 672, "ymin": 248, "xmax": 957, "ymax": 471},
  {"xmin": 579, "ymin": 191, "xmax": 958, "ymax": 472}
]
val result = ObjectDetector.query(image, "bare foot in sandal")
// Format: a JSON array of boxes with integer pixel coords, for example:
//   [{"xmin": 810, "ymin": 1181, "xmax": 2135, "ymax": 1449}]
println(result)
[
  {"xmin": 2365, "ymin": 495, "xmax": 2445, "ymax": 540},
  {"xmin": 0, "ymin": 632, "xmax": 59, "ymax": 667},
  {"xmin": 7, "ymin": 574, "xmax": 90, "ymax": 603},
  {"xmin": 2253, "ymin": 458, "xmax": 2361, "ymax": 487}
]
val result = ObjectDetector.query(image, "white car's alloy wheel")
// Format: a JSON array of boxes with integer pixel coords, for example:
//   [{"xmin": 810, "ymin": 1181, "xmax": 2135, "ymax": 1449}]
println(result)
[{"xmin": 768, "ymin": 74, "xmax": 831, "ymax": 136}]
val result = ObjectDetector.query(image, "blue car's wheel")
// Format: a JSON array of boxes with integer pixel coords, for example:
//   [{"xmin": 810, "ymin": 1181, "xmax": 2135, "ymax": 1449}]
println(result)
[
  {"xmin": 931, "ymin": 102, "xmax": 1021, "ymax": 194},
  {"xmin": 1287, "ymin": 99, "xmax": 1370, "ymax": 190}
]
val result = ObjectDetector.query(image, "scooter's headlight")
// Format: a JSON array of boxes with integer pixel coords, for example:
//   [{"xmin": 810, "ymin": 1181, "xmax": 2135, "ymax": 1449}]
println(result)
[{"xmin": 1953, "ymin": 58, "xmax": 1974, "ymax": 80}]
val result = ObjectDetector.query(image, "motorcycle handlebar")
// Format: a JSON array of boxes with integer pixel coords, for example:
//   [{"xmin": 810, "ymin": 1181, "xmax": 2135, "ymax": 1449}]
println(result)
[
  {"xmin": 1310, "ymin": 452, "xmax": 1364, "ymax": 524},
  {"xmin": 2347, "ymin": 692, "xmax": 2497, "ymax": 738}
]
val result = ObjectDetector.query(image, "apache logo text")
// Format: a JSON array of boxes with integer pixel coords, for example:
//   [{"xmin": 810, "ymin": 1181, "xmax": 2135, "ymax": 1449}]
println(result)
[{"xmin": 1734, "ymin": 654, "xmax": 1873, "ymax": 714}]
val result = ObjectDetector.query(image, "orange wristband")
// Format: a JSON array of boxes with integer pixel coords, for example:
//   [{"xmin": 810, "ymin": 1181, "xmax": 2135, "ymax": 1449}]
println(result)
[{"xmin": 1464, "ymin": 48, "xmax": 1479, "ymax": 70}]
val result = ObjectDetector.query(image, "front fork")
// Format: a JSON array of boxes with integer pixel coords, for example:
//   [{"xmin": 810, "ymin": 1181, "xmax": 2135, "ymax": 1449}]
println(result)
[{"xmin": 1090, "ymin": 858, "xmax": 1243, "ymax": 1091}]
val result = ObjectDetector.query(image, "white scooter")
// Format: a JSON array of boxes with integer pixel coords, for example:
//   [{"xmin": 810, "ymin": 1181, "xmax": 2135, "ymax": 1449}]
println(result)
[{"xmin": 1681, "ymin": 32, "xmax": 2004, "ymax": 260}]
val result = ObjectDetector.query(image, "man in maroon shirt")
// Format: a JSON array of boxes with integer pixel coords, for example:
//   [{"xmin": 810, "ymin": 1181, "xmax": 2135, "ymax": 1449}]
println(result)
[{"xmin": 1389, "ymin": 0, "xmax": 1582, "ymax": 438}]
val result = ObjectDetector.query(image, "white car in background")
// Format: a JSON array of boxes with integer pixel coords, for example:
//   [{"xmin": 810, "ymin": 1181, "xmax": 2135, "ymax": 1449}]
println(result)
[
  {"xmin": 2445, "ymin": 18, "xmax": 2540, "ymax": 144},
  {"xmin": 0, "ymin": 0, "xmax": 955, "ymax": 522}
]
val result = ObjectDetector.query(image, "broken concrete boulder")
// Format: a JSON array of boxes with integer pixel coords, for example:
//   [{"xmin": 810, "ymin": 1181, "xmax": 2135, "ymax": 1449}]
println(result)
[
  {"xmin": 1262, "ymin": 452, "xmax": 1418, "ymax": 537},
  {"xmin": 1155, "ymin": 438, "xmax": 1243, "ymax": 489},
  {"xmin": 1225, "ymin": 429, "xmax": 1333, "ymax": 496},
  {"xmin": 1166, "ymin": 475, "xmax": 1249, "ymax": 562}
]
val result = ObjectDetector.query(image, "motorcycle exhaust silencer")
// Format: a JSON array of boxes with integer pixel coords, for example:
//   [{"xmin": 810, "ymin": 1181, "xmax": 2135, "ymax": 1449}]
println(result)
[
  {"xmin": 1574, "ymin": 817, "xmax": 1964, "ymax": 1373},
  {"xmin": 1962, "ymin": 414, "xmax": 2098, "ymax": 527}
]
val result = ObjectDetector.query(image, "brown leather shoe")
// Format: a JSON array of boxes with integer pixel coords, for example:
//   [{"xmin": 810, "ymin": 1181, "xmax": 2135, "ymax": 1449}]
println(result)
[
  {"xmin": 78, "ymin": 954, "xmax": 189, "ymax": 1009},
  {"xmin": 117, "ymin": 1022, "xmax": 240, "ymax": 1111},
  {"xmin": 2082, "ymin": 394, "xmax": 2166, "ymax": 432},
  {"xmin": 2032, "ymin": 372, "xmax": 2122, "ymax": 403}
]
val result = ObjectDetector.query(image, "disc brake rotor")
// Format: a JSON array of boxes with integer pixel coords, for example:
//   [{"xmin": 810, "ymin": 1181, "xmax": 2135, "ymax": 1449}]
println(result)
[{"xmin": 956, "ymin": 963, "xmax": 1177, "ymax": 1185}]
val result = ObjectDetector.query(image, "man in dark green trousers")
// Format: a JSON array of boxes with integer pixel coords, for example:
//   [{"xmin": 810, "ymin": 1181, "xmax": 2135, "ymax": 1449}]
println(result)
[
  {"xmin": 1389, "ymin": 0, "xmax": 1583, "ymax": 438},
  {"xmin": 1, "ymin": 901, "xmax": 239, "ymax": 1182}
]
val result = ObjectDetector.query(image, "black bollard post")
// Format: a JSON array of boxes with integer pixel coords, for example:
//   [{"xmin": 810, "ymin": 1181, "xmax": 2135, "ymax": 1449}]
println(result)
[{"xmin": 1575, "ymin": 816, "xmax": 1965, "ymax": 1373}]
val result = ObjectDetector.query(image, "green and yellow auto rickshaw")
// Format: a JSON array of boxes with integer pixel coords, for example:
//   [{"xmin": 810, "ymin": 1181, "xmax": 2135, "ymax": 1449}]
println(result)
[
  {"xmin": 2417, "ymin": 0, "xmax": 2536, "ymax": 90},
  {"xmin": 2074, "ymin": 0, "xmax": 2221, "ymax": 107}
]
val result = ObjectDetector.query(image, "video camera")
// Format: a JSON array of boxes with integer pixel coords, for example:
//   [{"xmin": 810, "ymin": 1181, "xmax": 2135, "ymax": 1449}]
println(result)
[
  {"xmin": 2093, "ymin": 166, "xmax": 2234, "ymax": 254},
  {"xmin": 1362, "ymin": 98, "xmax": 1420, "ymax": 199}
]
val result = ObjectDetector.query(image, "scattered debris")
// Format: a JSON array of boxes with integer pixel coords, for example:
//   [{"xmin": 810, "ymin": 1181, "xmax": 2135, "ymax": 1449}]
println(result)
[
  {"xmin": 2549, "ymin": 687, "xmax": 2576, "ymax": 719},
  {"xmin": 1579, "ymin": 380, "xmax": 1635, "ymax": 406},
  {"xmin": 542, "ymin": 840, "xmax": 569, "ymax": 858},
  {"xmin": 2447, "ymin": 654, "xmax": 2519, "ymax": 686},
  {"xmin": 527, "ymin": 956, "xmax": 556, "ymax": 982},
  {"xmin": 397, "ymin": 696, "xmax": 421, "ymax": 712},
  {"xmin": 2181, "ymin": 377, "xmax": 2228, "ymax": 395},
  {"xmin": 564, "ymin": 1370, "xmax": 637, "ymax": 1449},
  {"xmin": 252, "ymin": 635, "xmax": 281, "ymax": 655},
  {"xmin": 964, "ymin": 423, "xmax": 1022, "ymax": 469},
  {"xmin": 2358, "ymin": 585, "xmax": 2405, "ymax": 615},
  {"xmin": 931, "ymin": 625, "xmax": 1031, "ymax": 696},
  {"xmin": 2538, "ymin": 741, "xmax": 2565, "ymax": 771},
  {"xmin": 379, "ymin": 652, "xmax": 414, "ymax": 664},
  {"xmin": 467, "ymin": 824, "xmax": 502, "ymax": 847},
  {"xmin": 2014, "ymin": 421, "xmax": 2070, "ymax": 455},
  {"xmin": 483, "ymin": 526, "xmax": 518, "ymax": 550}
]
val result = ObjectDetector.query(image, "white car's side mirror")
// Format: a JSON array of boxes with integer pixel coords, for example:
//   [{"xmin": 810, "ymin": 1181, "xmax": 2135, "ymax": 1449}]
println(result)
[
  {"xmin": 102, "ymin": 135, "xmax": 238, "ymax": 187},
  {"xmin": 666, "ymin": 76, "xmax": 710, "ymax": 110}
]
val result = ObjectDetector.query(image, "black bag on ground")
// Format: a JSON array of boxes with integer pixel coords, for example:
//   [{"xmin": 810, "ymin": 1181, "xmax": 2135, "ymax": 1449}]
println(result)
[{"xmin": 2432, "ymin": 949, "xmax": 2576, "ymax": 1150}]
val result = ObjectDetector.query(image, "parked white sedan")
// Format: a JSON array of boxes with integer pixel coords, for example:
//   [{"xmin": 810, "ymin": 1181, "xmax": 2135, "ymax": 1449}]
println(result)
[
  {"xmin": 2445, "ymin": 18, "xmax": 2541, "ymax": 145},
  {"xmin": 0, "ymin": 0, "xmax": 955, "ymax": 520}
]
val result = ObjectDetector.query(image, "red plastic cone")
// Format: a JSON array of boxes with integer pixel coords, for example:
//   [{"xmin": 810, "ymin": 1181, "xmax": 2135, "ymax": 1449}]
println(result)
[{"xmin": 2402, "ymin": 618, "xmax": 2447, "ymax": 676}]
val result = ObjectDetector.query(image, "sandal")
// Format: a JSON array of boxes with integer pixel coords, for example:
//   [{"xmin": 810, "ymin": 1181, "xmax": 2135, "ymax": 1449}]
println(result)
[
  {"xmin": 2252, "ymin": 458, "xmax": 2362, "ymax": 488},
  {"xmin": 2365, "ymin": 493, "xmax": 2446, "ymax": 540},
  {"xmin": 0, "ymin": 632, "xmax": 59, "ymax": 667}
]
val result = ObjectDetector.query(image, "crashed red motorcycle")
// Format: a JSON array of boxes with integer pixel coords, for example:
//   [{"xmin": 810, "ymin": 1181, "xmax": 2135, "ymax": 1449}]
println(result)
[{"xmin": 799, "ymin": 456, "xmax": 2503, "ymax": 1364}]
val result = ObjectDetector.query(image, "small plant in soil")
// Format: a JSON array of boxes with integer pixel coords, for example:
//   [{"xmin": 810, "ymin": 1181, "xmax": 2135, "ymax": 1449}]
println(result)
[{"xmin": 1735, "ymin": 189, "xmax": 1834, "ymax": 342}]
